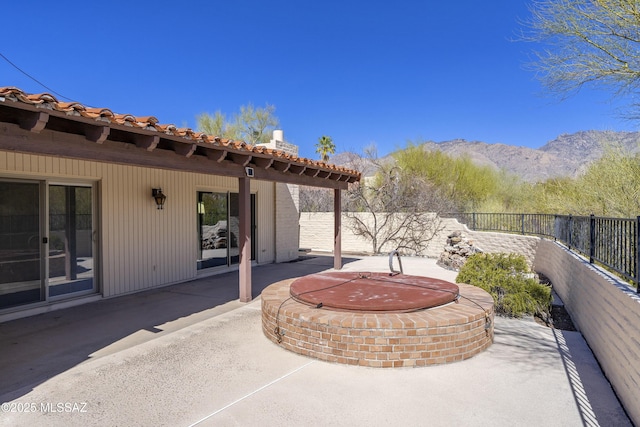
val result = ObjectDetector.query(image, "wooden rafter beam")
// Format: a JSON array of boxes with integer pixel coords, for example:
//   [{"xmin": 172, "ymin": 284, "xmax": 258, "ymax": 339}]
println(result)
[
  {"xmin": 0, "ymin": 121, "xmax": 353, "ymax": 189},
  {"xmin": 173, "ymin": 142, "xmax": 196, "ymax": 158},
  {"xmin": 0, "ymin": 101, "xmax": 360, "ymax": 187},
  {"xmin": 288, "ymin": 164, "xmax": 306, "ymax": 175},
  {"xmin": 271, "ymin": 161, "xmax": 290, "ymax": 172},
  {"xmin": 228, "ymin": 152, "xmax": 252, "ymax": 167},
  {"xmin": 19, "ymin": 111, "xmax": 49, "ymax": 133},
  {"xmin": 84, "ymin": 125, "xmax": 110, "ymax": 144},
  {"xmin": 253, "ymin": 157, "xmax": 274, "ymax": 169},
  {"xmin": 303, "ymin": 168, "xmax": 320, "ymax": 177},
  {"xmin": 135, "ymin": 134, "xmax": 159, "ymax": 151},
  {"xmin": 206, "ymin": 149, "xmax": 227, "ymax": 163}
]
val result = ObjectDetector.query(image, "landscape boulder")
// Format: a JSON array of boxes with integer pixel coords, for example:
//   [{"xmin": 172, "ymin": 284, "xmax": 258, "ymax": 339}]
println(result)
[{"xmin": 437, "ymin": 230, "xmax": 482, "ymax": 271}]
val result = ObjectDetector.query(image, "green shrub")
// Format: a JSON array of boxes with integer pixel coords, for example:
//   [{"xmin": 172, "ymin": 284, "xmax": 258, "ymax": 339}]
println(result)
[{"xmin": 456, "ymin": 253, "xmax": 552, "ymax": 318}]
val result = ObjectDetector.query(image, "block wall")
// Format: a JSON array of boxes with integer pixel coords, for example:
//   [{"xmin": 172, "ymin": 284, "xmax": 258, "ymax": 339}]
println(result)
[
  {"xmin": 274, "ymin": 183, "xmax": 299, "ymax": 262},
  {"xmin": 534, "ymin": 240, "xmax": 640, "ymax": 425},
  {"xmin": 300, "ymin": 213, "xmax": 539, "ymax": 263}
]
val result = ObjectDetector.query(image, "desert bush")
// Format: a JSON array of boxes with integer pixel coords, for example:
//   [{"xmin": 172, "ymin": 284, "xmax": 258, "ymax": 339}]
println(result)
[{"xmin": 456, "ymin": 253, "xmax": 552, "ymax": 318}]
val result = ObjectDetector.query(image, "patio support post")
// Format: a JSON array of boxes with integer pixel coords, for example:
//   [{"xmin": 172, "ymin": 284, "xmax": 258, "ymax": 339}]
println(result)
[
  {"xmin": 238, "ymin": 177, "xmax": 252, "ymax": 302},
  {"xmin": 334, "ymin": 188, "xmax": 342, "ymax": 270}
]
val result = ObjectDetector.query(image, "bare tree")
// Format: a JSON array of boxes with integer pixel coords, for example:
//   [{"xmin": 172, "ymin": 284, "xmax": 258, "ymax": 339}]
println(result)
[
  {"xmin": 299, "ymin": 150, "xmax": 371, "ymax": 212},
  {"xmin": 299, "ymin": 186, "xmax": 334, "ymax": 212},
  {"xmin": 344, "ymin": 147, "xmax": 457, "ymax": 255},
  {"xmin": 524, "ymin": 0, "xmax": 640, "ymax": 108}
]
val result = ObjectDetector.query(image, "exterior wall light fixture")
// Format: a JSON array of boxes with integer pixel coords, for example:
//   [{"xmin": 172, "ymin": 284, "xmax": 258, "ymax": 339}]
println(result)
[{"xmin": 152, "ymin": 188, "xmax": 167, "ymax": 209}]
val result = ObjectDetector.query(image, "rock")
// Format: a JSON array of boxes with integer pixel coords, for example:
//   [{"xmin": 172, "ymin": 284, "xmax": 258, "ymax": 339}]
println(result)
[{"xmin": 437, "ymin": 231, "xmax": 482, "ymax": 271}]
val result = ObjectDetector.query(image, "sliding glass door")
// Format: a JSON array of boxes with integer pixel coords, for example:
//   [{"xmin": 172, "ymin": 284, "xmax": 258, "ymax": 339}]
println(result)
[
  {"xmin": 197, "ymin": 192, "xmax": 229, "ymax": 269},
  {"xmin": 229, "ymin": 193, "xmax": 241, "ymax": 265},
  {"xmin": 197, "ymin": 191, "xmax": 255, "ymax": 271},
  {"xmin": 0, "ymin": 180, "xmax": 96, "ymax": 310},
  {"xmin": 0, "ymin": 181, "xmax": 43, "ymax": 308},
  {"xmin": 48, "ymin": 185, "xmax": 94, "ymax": 298}
]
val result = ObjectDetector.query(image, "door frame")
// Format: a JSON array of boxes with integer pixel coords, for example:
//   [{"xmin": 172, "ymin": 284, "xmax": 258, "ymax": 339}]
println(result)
[
  {"xmin": 196, "ymin": 190, "xmax": 256, "ymax": 272},
  {"xmin": 0, "ymin": 176, "xmax": 100, "ymax": 312}
]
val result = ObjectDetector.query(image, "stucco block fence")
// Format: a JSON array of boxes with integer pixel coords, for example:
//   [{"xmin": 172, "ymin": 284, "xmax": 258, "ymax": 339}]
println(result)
[
  {"xmin": 299, "ymin": 213, "xmax": 539, "ymax": 262},
  {"xmin": 534, "ymin": 240, "xmax": 640, "ymax": 425},
  {"xmin": 300, "ymin": 213, "xmax": 640, "ymax": 425}
]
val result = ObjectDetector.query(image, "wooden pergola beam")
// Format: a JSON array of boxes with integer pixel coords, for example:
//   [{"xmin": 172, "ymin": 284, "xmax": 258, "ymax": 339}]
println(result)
[
  {"xmin": 0, "ymin": 90, "xmax": 361, "ymax": 307},
  {"xmin": 0, "ymin": 123, "xmax": 352, "ymax": 189}
]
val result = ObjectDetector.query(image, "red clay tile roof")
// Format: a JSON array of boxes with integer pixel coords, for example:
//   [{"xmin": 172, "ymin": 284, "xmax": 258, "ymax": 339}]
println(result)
[{"xmin": 0, "ymin": 86, "xmax": 361, "ymax": 179}]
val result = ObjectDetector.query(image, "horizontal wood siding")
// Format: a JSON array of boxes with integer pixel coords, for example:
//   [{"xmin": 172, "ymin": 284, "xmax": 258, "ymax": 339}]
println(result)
[{"xmin": 1, "ymin": 151, "xmax": 276, "ymax": 298}]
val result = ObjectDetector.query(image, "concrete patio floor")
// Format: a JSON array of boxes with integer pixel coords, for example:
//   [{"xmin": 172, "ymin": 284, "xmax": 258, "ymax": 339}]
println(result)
[{"xmin": 0, "ymin": 254, "xmax": 632, "ymax": 426}]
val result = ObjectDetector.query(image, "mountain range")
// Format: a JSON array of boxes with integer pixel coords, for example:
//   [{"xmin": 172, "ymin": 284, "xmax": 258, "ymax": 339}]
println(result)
[{"xmin": 335, "ymin": 130, "xmax": 640, "ymax": 182}]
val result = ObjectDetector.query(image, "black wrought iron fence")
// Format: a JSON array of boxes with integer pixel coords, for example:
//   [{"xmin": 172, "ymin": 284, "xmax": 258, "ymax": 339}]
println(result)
[{"xmin": 451, "ymin": 213, "xmax": 640, "ymax": 292}]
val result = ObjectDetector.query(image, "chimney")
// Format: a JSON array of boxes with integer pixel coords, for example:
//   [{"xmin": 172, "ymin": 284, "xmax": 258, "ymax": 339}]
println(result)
[
  {"xmin": 272, "ymin": 129, "xmax": 284, "ymax": 143},
  {"xmin": 255, "ymin": 129, "xmax": 298, "ymax": 156}
]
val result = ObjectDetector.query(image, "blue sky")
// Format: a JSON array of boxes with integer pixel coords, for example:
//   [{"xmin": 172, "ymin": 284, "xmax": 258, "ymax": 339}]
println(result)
[{"xmin": 1, "ymin": 1, "xmax": 636, "ymax": 160}]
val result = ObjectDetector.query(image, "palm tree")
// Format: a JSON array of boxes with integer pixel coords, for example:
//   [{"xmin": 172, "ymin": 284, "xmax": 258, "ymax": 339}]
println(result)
[{"xmin": 316, "ymin": 135, "xmax": 336, "ymax": 162}]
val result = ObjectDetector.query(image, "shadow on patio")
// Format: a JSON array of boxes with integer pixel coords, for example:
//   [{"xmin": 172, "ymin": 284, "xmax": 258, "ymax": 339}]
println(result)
[
  {"xmin": 0, "ymin": 255, "xmax": 632, "ymax": 426},
  {"xmin": 0, "ymin": 254, "xmax": 358, "ymax": 402}
]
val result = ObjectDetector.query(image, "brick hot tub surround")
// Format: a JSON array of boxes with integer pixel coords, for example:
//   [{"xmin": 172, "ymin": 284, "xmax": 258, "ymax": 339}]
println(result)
[{"xmin": 262, "ymin": 274, "xmax": 495, "ymax": 368}]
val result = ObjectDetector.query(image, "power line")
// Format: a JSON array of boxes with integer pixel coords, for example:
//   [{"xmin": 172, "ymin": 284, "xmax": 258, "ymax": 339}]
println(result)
[{"xmin": 0, "ymin": 52, "xmax": 76, "ymax": 102}]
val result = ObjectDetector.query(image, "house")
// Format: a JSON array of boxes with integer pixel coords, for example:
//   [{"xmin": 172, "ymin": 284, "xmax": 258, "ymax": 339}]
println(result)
[{"xmin": 0, "ymin": 87, "xmax": 360, "ymax": 321}]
